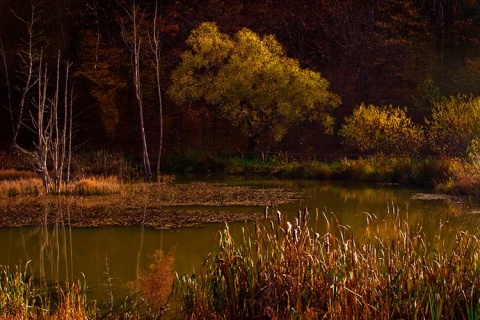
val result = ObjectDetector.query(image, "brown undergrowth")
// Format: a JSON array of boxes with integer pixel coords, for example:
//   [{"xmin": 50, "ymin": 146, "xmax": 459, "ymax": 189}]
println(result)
[{"xmin": 175, "ymin": 209, "xmax": 480, "ymax": 319}]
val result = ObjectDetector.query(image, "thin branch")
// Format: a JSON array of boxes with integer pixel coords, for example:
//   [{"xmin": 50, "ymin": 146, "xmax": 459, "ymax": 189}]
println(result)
[
  {"xmin": 0, "ymin": 35, "xmax": 13, "ymax": 126},
  {"xmin": 119, "ymin": 0, "xmax": 152, "ymax": 178},
  {"xmin": 150, "ymin": 0, "xmax": 164, "ymax": 176}
]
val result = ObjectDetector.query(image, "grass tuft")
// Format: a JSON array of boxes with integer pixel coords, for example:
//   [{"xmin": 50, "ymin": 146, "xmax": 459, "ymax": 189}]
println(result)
[
  {"xmin": 0, "ymin": 263, "xmax": 96, "ymax": 319},
  {"xmin": 66, "ymin": 176, "xmax": 122, "ymax": 196},
  {"xmin": 71, "ymin": 150, "xmax": 143, "ymax": 182},
  {"xmin": 0, "ymin": 176, "xmax": 122, "ymax": 197},
  {"xmin": 0, "ymin": 178, "xmax": 43, "ymax": 197}
]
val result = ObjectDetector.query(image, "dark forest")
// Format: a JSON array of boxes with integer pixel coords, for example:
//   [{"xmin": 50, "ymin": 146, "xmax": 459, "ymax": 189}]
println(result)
[{"xmin": 1, "ymin": 0, "xmax": 479, "ymax": 159}]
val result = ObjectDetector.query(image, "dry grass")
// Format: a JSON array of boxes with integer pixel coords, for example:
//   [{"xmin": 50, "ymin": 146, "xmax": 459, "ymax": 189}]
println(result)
[
  {"xmin": 0, "ymin": 264, "xmax": 96, "ymax": 319},
  {"xmin": 0, "ymin": 151, "xmax": 31, "ymax": 170},
  {"xmin": 0, "ymin": 176, "xmax": 122, "ymax": 197},
  {"xmin": 0, "ymin": 178, "xmax": 43, "ymax": 197},
  {"xmin": 0, "ymin": 265, "xmax": 34, "ymax": 318},
  {"xmin": 70, "ymin": 151, "xmax": 143, "ymax": 182},
  {"xmin": 176, "ymin": 209, "xmax": 480, "ymax": 319},
  {"xmin": 0, "ymin": 168, "xmax": 38, "ymax": 180},
  {"xmin": 0, "ymin": 255, "xmax": 177, "ymax": 319},
  {"xmin": 49, "ymin": 281, "xmax": 96, "ymax": 320},
  {"xmin": 66, "ymin": 176, "xmax": 122, "ymax": 196}
]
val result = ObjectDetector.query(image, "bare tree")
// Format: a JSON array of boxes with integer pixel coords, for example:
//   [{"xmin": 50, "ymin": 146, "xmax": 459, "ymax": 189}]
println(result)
[
  {"xmin": 7, "ymin": 0, "xmax": 44, "ymax": 154},
  {"xmin": 17, "ymin": 51, "xmax": 75, "ymax": 194},
  {"xmin": 120, "ymin": 1, "xmax": 152, "ymax": 179},
  {"xmin": 149, "ymin": 0, "xmax": 164, "ymax": 178}
]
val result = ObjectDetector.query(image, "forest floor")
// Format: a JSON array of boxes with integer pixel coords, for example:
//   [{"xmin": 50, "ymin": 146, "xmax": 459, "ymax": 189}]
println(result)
[{"xmin": 0, "ymin": 182, "xmax": 302, "ymax": 229}]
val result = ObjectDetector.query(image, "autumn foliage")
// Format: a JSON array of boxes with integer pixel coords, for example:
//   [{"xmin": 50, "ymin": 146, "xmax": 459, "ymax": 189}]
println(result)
[
  {"xmin": 168, "ymin": 22, "xmax": 339, "ymax": 150},
  {"xmin": 136, "ymin": 249, "xmax": 175, "ymax": 316},
  {"xmin": 339, "ymin": 104, "xmax": 425, "ymax": 156},
  {"xmin": 0, "ymin": 0, "xmax": 479, "ymax": 157}
]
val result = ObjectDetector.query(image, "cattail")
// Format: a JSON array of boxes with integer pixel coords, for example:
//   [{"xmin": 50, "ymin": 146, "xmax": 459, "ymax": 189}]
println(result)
[{"xmin": 286, "ymin": 221, "xmax": 292, "ymax": 234}]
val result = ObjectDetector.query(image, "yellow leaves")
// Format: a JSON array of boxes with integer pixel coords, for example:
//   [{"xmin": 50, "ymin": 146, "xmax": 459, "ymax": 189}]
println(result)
[
  {"xmin": 428, "ymin": 95, "xmax": 480, "ymax": 155},
  {"xmin": 169, "ymin": 22, "xmax": 339, "ymax": 147},
  {"xmin": 136, "ymin": 249, "xmax": 176, "ymax": 310},
  {"xmin": 340, "ymin": 104, "xmax": 425, "ymax": 156},
  {"xmin": 186, "ymin": 22, "xmax": 233, "ymax": 66},
  {"xmin": 234, "ymin": 28, "xmax": 284, "ymax": 64}
]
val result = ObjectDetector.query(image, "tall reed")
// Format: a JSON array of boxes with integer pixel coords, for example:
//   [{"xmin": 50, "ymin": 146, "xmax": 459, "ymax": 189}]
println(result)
[
  {"xmin": 0, "ymin": 263, "xmax": 95, "ymax": 319},
  {"xmin": 175, "ymin": 208, "xmax": 480, "ymax": 319}
]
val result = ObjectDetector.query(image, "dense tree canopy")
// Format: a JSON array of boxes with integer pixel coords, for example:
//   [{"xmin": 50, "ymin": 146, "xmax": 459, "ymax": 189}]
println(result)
[
  {"xmin": 0, "ymin": 0, "xmax": 479, "ymax": 157},
  {"xmin": 168, "ymin": 22, "xmax": 339, "ymax": 150}
]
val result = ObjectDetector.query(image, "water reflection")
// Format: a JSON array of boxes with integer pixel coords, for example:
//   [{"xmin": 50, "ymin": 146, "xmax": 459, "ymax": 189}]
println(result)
[{"xmin": 0, "ymin": 179, "xmax": 479, "ymax": 303}]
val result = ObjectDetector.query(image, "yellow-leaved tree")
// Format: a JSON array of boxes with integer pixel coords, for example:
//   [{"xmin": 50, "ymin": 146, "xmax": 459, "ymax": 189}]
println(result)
[
  {"xmin": 427, "ymin": 95, "xmax": 480, "ymax": 156},
  {"xmin": 168, "ymin": 22, "xmax": 340, "ymax": 150},
  {"xmin": 339, "ymin": 104, "xmax": 425, "ymax": 156}
]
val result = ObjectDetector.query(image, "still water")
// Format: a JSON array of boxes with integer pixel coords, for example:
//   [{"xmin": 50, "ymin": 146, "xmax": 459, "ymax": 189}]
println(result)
[{"xmin": 0, "ymin": 178, "xmax": 477, "ymax": 304}]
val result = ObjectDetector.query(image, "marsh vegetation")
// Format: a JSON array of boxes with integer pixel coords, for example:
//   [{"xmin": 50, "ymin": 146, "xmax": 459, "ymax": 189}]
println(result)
[
  {"xmin": 1, "ymin": 176, "xmax": 480, "ymax": 319},
  {"xmin": 1, "ymin": 1, "xmax": 480, "ymax": 317},
  {"xmin": 177, "ymin": 209, "xmax": 480, "ymax": 319},
  {"xmin": 3, "ymin": 205, "xmax": 480, "ymax": 319}
]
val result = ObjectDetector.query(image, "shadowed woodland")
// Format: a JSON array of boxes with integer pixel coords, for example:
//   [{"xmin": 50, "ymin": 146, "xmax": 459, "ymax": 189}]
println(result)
[
  {"xmin": 1, "ymin": 0, "xmax": 479, "ymax": 164},
  {"xmin": 3, "ymin": 2, "xmax": 480, "ymax": 318}
]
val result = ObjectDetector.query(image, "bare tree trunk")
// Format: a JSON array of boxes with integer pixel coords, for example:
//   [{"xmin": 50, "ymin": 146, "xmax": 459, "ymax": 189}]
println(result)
[
  {"xmin": 66, "ymin": 66, "xmax": 74, "ymax": 184},
  {"xmin": 59, "ymin": 60, "xmax": 72, "ymax": 187},
  {"xmin": 0, "ymin": 36, "xmax": 13, "ymax": 135},
  {"xmin": 60, "ymin": 59, "xmax": 68, "ymax": 186},
  {"xmin": 50, "ymin": 53, "xmax": 73, "ymax": 193},
  {"xmin": 135, "ymin": 43, "xmax": 152, "ymax": 179},
  {"xmin": 35, "ymin": 53, "xmax": 50, "ymax": 192},
  {"xmin": 121, "ymin": 1, "xmax": 152, "ymax": 179},
  {"xmin": 51, "ymin": 53, "xmax": 61, "ymax": 193},
  {"xmin": 150, "ymin": 0, "xmax": 164, "ymax": 177}
]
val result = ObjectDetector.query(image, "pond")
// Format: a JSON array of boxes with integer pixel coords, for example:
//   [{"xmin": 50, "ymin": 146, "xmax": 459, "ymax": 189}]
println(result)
[{"xmin": 0, "ymin": 177, "xmax": 478, "ymax": 306}]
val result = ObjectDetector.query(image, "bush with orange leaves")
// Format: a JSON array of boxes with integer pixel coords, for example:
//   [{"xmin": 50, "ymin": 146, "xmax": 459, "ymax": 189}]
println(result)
[{"xmin": 137, "ymin": 248, "xmax": 176, "ymax": 316}]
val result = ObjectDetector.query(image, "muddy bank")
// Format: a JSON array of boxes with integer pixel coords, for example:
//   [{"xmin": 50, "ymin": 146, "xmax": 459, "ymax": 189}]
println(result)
[{"xmin": 0, "ymin": 182, "xmax": 302, "ymax": 229}]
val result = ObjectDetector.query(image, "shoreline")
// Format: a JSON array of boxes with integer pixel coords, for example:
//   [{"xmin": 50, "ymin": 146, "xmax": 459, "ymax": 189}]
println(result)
[{"xmin": 0, "ymin": 181, "xmax": 302, "ymax": 229}]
